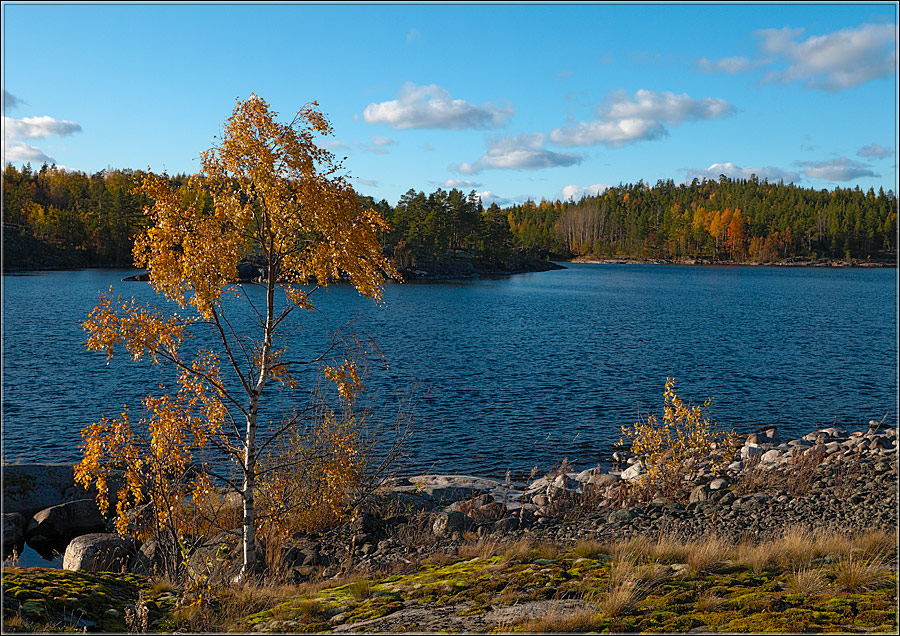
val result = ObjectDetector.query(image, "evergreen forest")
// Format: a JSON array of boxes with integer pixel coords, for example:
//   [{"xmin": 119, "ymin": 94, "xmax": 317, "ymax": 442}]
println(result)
[{"xmin": 3, "ymin": 162, "xmax": 896, "ymax": 271}]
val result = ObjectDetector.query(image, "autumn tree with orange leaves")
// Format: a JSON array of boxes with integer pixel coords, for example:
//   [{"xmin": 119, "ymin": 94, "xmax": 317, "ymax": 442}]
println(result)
[{"xmin": 76, "ymin": 94, "xmax": 397, "ymax": 581}]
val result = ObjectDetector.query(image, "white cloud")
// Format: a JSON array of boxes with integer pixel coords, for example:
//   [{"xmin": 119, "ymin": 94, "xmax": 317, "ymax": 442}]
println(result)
[
  {"xmin": 696, "ymin": 56, "xmax": 760, "ymax": 74},
  {"xmin": 549, "ymin": 90, "xmax": 734, "ymax": 148},
  {"xmin": 370, "ymin": 135, "xmax": 395, "ymax": 146},
  {"xmin": 796, "ymin": 157, "xmax": 878, "ymax": 181},
  {"xmin": 476, "ymin": 191, "xmax": 515, "ymax": 207},
  {"xmin": 4, "ymin": 139, "xmax": 54, "ymax": 163},
  {"xmin": 685, "ymin": 162, "xmax": 800, "ymax": 183},
  {"xmin": 3, "ymin": 110, "xmax": 82, "ymax": 166},
  {"xmin": 757, "ymin": 23, "xmax": 896, "ymax": 90},
  {"xmin": 4, "ymin": 115, "xmax": 82, "ymax": 139},
  {"xmin": 601, "ymin": 90, "xmax": 735, "ymax": 125},
  {"xmin": 406, "ymin": 28, "xmax": 422, "ymax": 43},
  {"xmin": 857, "ymin": 143, "xmax": 893, "ymax": 160},
  {"xmin": 355, "ymin": 177, "xmax": 379, "ymax": 187},
  {"xmin": 3, "ymin": 90, "xmax": 23, "ymax": 112},
  {"xmin": 455, "ymin": 133, "xmax": 582, "ymax": 174},
  {"xmin": 551, "ymin": 118, "xmax": 666, "ymax": 147},
  {"xmin": 441, "ymin": 179, "xmax": 482, "ymax": 189},
  {"xmin": 322, "ymin": 139, "xmax": 350, "ymax": 151},
  {"xmin": 363, "ymin": 83, "xmax": 513, "ymax": 130},
  {"xmin": 562, "ymin": 183, "xmax": 612, "ymax": 201}
]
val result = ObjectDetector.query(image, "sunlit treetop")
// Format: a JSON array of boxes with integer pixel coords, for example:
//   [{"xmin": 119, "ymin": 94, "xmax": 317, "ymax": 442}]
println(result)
[{"xmin": 134, "ymin": 94, "xmax": 397, "ymax": 320}]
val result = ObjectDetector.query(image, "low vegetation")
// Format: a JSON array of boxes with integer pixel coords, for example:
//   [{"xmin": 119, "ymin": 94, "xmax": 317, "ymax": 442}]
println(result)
[{"xmin": 4, "ymin": 528, "xmax": 896, "ymax": 633}]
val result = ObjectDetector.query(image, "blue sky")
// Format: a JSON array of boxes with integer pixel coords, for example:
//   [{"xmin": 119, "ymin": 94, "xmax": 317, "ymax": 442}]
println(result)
[{"xmin": 2, "ymin": 2, "xmax": 897, "ymax": 207}]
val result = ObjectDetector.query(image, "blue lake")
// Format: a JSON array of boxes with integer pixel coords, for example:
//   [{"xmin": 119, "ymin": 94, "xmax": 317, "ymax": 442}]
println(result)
[{"xmin": 2, "ymin": 263, "xmax": 897, "ymax": 478}]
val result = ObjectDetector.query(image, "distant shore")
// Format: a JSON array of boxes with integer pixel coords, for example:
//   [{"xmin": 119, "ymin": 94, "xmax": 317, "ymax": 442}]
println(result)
[{"xmin": 568, "ymin": 255, "xmax": 896, "ymax": 268}]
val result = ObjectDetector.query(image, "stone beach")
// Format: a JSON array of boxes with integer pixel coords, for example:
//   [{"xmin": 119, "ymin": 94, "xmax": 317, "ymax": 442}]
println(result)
[{"xmin": 3, "ymin": 423, "xmax": 896, "ymax": 577}]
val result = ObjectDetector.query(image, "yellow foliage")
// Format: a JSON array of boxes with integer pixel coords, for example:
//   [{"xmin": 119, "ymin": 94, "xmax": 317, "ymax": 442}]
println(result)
[
  {"xmin": 78, "ymin": 95, "xmax": 396, "ymax": 573},
  {"xmin": 256, "ymin": 408, "xmax": 364, "ymax": 541},
  {"xmin": 620, "ymin": 378, "xmax": 738, "ymax": 503}
]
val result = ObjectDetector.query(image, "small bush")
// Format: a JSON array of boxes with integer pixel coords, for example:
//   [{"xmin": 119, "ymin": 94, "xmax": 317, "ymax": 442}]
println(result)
[{"xmin": 620, "ymin": 378, "xmax": 738, "ymax": 503}]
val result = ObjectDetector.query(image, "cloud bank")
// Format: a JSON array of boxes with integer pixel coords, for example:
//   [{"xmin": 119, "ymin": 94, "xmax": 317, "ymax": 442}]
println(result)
[
  {"xmin": 455, "ymin": 133, "xmax": 582, "ymax": 174},
  {"xmin": 562, "ymin": 183, "xmax": 612, "ymax": 201},
  {"xmin": 700, "ymin": 23, "xmax": 896, "ymax": 91},
  {"xmin": 4, "ymin": 115, "xmax": 82, "ymax": 139},
  {"xmin": 796, "ymin": 157, "xmax": 878, "ymax": 181},
  {"xmin": 363, "ymin": 83, "xmax": 512, "ymax": 130},
  {"xmin": 3, "ymin": 109, "xmax": 83, "ymax": 165},
  {"xmin": 685, "ymin": 162, "xmax": 800, "ymax": 183},
  {"xmin": 857, "ymin": 143, "xmax": 893, "ymax": 160},
  {"xmin": 549, "ymin": 89, "xmax": 735, "ymax": 147}
]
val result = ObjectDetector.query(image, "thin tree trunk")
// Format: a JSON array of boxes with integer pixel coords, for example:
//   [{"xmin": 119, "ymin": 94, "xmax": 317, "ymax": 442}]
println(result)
[{"xmin": 240, "ymin": 258, "xmax": 277, "ymax": 580}]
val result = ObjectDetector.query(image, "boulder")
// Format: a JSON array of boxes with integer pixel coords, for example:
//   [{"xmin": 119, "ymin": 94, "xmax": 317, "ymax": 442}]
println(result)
[
  {"xmin": 467, "ymin": 501, "xmax": 507, "ymax": 525},
  {"xmin": 708, "ymin": 478, "xmax": 729, "ymax": 490},
  {"xmin": 2, "ymin": 464, "xmax": 88, "ymax": 515},
  {"xmin": 63, "ymin": 533, "xmax": 137, "ymax": 572},
  {"xmin": 2, "ymin": 512, "xmax": 26, "ymax": 556},
  {"xmin": 2, "ymin": 463, "xmax": 126, "ymax": 516},
  {"xmin": 621, "ymin": 462, "xmax": 643, "ymax": 482},
  {"xmin": 741, "ymin": 444, "xmax": 763, "ymax": 460},
  {"xmin": 759, "ymin": 449, "xmax": 782, "ymax": 464},
  {"xmin": 432, "ymin": 511, "xmax": 469, "ymax": 537},
  {"xmin": 26, "ymin": 499, "xmax": 106, "ymax": 544},
  {"xmin": 689, "ymin": 484, "xmax": 712, "ymax": 504},
  {"xmin": 130, "ymin": 528, "xmax": 183, "ymax": 578}
]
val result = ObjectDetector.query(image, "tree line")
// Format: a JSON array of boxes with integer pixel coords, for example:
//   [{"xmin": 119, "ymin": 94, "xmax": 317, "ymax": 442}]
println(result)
[{"xmin": 3, "ymin": 163, "xmax": 897, "ymax": 269}]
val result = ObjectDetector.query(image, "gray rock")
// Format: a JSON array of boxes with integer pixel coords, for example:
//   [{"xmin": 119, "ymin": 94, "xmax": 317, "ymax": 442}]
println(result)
[
  {"xmin": 759, "ymin": 449, "xmax": 782, "ymax": 464},
  {"xmin": 130, "ymin": 528, "xmax": 183, "ymax": 578},
  {"xmin": 26, "ymin": 498, "xmax": 106, "ymax": 544},
  {"xmin": 2, "ymin": 512, "xmax": 26, "ymax": 556},
  {"xmin": 689, "ymin": 485, "xmax": 712, "ymax": 504},
  {"xmin": 708, "ymin": 478, "xmax": 729, "ymax": 490},
  {"xmin": 432, "ymin": 511, "xmax": 469, "ymax": 537},
  {"xmin": 2, "ymin": 464, "xmax": 88, "ymax": 515},
  {"xmin": 621, "ymin": 462, "xmax": 643, "ymax": 482},
  {"xmin": 63, "ymin": 533, "xmax": 137, "ymax": 572},
  {"xmin": 608, "ymin": 508, "xmax": 634, "ymax": 524},
  {"xmin": 741, "ymin": 444, "xmax": 763, "ymax": 460}
]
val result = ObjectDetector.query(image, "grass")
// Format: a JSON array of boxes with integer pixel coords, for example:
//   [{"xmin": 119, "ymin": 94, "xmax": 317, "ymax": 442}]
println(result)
[
  {"xmin": 3, "ymin": 528, "xmax": 897, "ymax": 633},
  {"xmin": 832, "ymin": 554, "xmax": 892, "ymax": 592},
  {"xmin": 516, "ymin": 607, "xmax": 604, "ymax": 633}
]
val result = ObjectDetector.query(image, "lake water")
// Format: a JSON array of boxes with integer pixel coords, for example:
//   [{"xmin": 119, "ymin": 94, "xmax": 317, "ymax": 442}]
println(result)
[{"xmin": 2, "ymin": 263, "xmax": 897, "ymax": 479}]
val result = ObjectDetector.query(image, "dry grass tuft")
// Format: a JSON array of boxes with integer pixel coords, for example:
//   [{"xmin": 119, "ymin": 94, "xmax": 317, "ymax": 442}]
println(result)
[
  {"xmin": 649, "ymin": 533, "xmax": 689, "ymax": 564},
  {"xmin": 457, "ymin": 538, "xmax": 505, "ymax": 562},
  {"xmin": 695, "ymin": 590, "xmax": 724, "ymax": 613},
  {"xmin": 572, "ymin": 539, "xmax": 606, "ymax": 560},
  {"xmin": 516, "ymin": 608, "xmax": 604, "ymax": 633},
  {"xmin": 685, "ymin": 535, "xmax": 731, "ymax": 574},
  {"xmin": 832, "ymin": 555, "xmax": 892, "ymax": 592},
  {"xmin": 348, "ymin": 580, "xmax": 374, "ymax": 601},
  {"xmin": 501, "ymin": 537, "xmax": 534, "ymax": 563},
  {"xmin": 852, "ymin": 530, "xmax": 898, "ymax": 560},
  {"xmin": 531, "ymin": 539, "xmax": 563, "ymax": 561},
  {"xmin": 785, "ymin": 567, "xmax": 829, "ymax": 595},
  {"xmin": 734, "ymin": 541, "xmax": 777, "ymax": 574}
]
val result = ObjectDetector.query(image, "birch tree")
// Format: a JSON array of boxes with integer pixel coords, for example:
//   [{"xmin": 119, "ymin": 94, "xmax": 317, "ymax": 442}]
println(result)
[{"xmin": 77, "ymin": 94, "xmax": 396, "ymax": 580}]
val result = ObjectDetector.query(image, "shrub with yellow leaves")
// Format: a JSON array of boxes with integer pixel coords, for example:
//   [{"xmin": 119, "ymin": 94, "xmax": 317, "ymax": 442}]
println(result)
[{"xmin": 620, "ymin": 378, "xmax": 738, "ymax": 503}]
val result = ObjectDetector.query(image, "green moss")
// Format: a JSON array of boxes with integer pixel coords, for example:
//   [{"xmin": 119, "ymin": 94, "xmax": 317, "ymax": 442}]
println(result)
[{"xmin": 2, "ymin": 567, "xmax": 178, "ymax": 632}]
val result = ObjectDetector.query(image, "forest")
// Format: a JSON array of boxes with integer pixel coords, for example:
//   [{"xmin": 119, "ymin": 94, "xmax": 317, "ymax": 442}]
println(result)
[{"xmin": 2, "ymin": 162, "xmax": 897, "ymax": 271}]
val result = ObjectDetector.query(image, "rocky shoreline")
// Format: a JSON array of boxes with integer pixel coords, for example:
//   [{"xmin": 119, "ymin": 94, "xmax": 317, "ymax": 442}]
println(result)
[
  {"xmin": 570, "ymin": 255, "xmax": 896, "ymax": 267},
  {"xmin": 3, "ymin": 423, "xmax": 896, "ymax": 579}
]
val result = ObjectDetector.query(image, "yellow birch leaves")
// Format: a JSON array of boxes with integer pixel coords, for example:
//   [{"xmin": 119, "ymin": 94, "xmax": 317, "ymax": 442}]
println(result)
[{"xmin": 620, "ymin": 378, "xmax": 738, "ymax": 503}]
